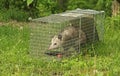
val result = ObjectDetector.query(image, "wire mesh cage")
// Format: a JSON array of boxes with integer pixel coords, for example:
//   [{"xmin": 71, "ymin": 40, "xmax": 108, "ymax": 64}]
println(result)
[{"xmin": 29, "ymin": 8, "xmax": 105, "ymax": 60}]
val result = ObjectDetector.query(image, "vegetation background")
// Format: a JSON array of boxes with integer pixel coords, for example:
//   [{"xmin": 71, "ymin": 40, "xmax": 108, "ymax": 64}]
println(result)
[
  {"xmin": 0, "ymin": 0, "xmax": 113, "ymax": 21},
  {"xmin": 0, "ymin": 0, "xmax": 120, "ymax": 76}
]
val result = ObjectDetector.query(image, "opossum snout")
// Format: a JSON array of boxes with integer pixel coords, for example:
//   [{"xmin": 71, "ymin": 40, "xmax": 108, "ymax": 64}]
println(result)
[
  {"xmin": 48, "ymin": 45, "xmax": 55, "ymax": 50},
  {"xmin": 48, "ymin": 48, "xmax": 51, "ymax": 50},
  {"xmin": 48, "ymin": 43, "xmax": 59, "ymax": 50},
  {"xmin": 48, "ymin": 47, "xmax": 51, "ymax": 50}
]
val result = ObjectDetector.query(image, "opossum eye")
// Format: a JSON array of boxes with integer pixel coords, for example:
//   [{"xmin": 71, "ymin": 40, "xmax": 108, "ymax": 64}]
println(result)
[{"xmin": 54, "ymin": 43, "xmax": 57, "ymax": 45}]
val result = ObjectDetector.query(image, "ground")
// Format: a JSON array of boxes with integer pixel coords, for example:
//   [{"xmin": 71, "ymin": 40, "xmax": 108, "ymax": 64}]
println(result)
[{"xmin": 0, "ymin": 17, "xmax": 120, "ymax": 76}]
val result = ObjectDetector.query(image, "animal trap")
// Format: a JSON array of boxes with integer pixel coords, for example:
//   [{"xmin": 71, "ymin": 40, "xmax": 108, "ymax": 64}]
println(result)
[{"xmin": 29, "ymin": 8, "xmax": 105, "ymax": 60}]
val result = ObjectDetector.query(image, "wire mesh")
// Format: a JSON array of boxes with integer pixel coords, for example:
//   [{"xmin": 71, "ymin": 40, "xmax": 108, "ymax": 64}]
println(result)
[{"xmin": 29, "ymin": 9, "xmax": 105, "ymax": 60}]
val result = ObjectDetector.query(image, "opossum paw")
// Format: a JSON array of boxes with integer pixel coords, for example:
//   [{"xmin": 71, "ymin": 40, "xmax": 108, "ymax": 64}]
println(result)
[{"xmin": 57, "ymin": 53, "xmax": 62, "ymax": 58}]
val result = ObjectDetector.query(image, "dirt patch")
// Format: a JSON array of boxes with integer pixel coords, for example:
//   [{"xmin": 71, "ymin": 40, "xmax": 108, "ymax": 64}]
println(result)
[{"xmin": 0, "ymin": 20, "xmax": 29, "ymax": 26}]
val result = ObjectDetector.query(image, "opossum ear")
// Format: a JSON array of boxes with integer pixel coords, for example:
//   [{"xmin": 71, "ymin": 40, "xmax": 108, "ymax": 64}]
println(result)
[{"xmin": 58, "ymin": 34, "xmax": 62, "ymax": 40}]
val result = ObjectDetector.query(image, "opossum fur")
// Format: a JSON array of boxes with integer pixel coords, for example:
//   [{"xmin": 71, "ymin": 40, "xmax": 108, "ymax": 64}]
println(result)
[{"xmin": 48, "ymin": 26, "xmax": 86, "ymax": 51}]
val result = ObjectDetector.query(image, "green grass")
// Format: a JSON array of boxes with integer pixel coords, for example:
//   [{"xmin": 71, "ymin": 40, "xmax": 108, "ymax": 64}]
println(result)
[{"xmin": 0, "ymin": 16, "xmax": 120, "ymax": 76}]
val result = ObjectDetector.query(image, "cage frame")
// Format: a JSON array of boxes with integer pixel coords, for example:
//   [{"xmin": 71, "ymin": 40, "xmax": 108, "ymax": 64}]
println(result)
[{"xmin": 29, "ymin": 8, "xmax": 105, "ymax": 60}]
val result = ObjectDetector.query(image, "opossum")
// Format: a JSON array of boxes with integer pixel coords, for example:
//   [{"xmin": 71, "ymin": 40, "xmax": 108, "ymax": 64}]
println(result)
[{"xmin": 48, "ymin": 26, "xmax": 86, "ymax": 52}]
